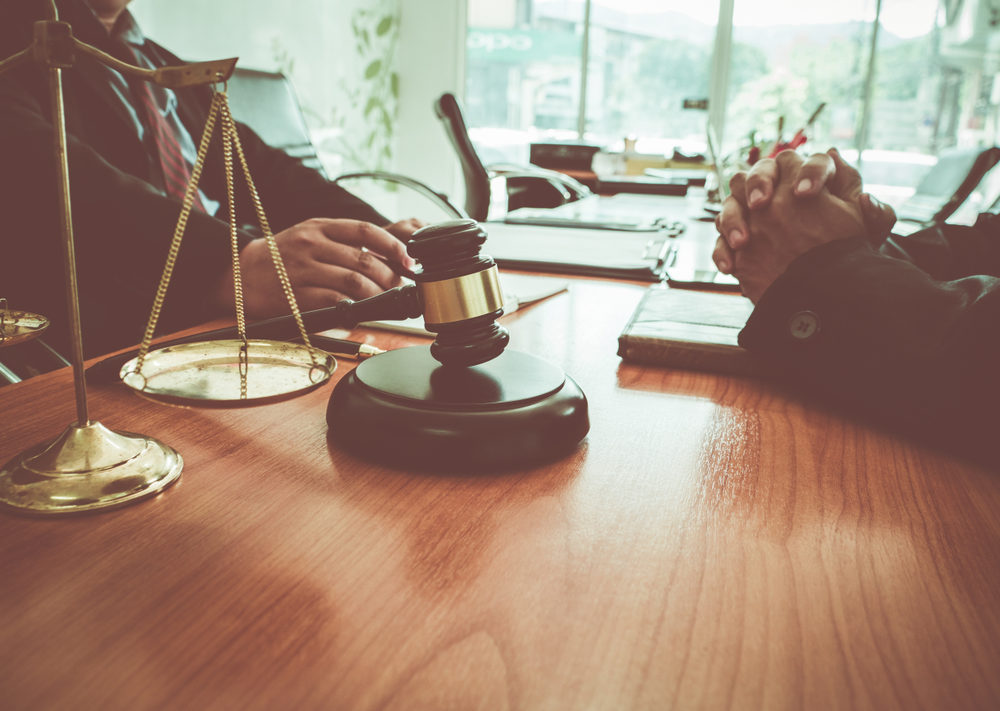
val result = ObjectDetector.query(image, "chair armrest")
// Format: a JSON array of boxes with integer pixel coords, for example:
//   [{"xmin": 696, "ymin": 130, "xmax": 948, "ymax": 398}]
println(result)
[
  {"xmin": 334, "ymin": 171, "xmax": 468, "ymax": 219},
  {"xmin": 488, "ymin": 163, "xmax": 593, "ymax": 201}
]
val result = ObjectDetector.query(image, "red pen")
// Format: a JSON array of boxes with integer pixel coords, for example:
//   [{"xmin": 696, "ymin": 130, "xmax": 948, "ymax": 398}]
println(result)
[
  {"xmin": 795, "ymin": 102, "xmax": 826, "ymax": 147},
  {"xmin": 787, "ymin": 129, "xmax": 807, "ymax": 149},
  {"xmin": 769, "ymin": 102, "xmax": 825, "ymax": 157}
]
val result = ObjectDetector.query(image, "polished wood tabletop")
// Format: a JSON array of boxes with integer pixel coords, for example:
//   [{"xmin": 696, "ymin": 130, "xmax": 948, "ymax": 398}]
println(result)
[{"xmin": 1, "ymin": 275, "xmax": 998, "ymax": 710}]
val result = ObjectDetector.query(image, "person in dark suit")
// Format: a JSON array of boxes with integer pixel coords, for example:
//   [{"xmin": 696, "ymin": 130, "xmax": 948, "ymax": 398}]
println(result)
[
  {"xmin": 712, "ymin": 148, "xmax": 1000, "ymax": 465},
  {"xmin": 0, "ymin": 0, "xmax": 420, "ymax": 360}
]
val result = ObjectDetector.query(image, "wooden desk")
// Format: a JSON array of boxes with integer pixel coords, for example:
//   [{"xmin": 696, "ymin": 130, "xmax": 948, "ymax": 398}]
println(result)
[{"xmin": 1, "ymin": 277, "xmax": 998, "ymax": 710}]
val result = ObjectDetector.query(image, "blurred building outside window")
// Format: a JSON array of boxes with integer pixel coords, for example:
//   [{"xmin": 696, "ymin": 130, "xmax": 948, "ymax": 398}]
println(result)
[{"xmin": 466, "ymin": 0, "xmax": 1000, "ymax": 208}]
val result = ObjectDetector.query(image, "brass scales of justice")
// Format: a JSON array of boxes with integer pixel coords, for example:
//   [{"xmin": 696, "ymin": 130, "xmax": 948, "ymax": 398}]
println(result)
[{"xmin": 0, "ymin": 0, "xmax": 336, "ymax": 515}]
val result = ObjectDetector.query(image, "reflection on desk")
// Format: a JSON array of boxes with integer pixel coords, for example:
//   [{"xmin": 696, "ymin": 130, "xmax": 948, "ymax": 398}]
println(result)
[{"xmin": 0, "ymin": 275, "xmax": 997, "ymax": 709}]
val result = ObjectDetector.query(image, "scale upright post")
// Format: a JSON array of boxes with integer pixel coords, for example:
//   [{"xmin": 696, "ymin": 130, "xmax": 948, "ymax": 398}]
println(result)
[{"xmin": 0, "ymin": 1, "xmax": 234, "ymax": 514}]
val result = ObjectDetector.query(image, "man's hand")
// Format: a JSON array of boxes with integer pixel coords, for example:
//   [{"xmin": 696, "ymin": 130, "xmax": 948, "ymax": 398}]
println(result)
[
  {"xmin": 713, "ymin": 148, "xmax": 896, "ymax": 274},
  {"xmin": 213, "ymin": 218, "xmax": 417, "ymax": 319},
  {"xmin": 382, "ymin": 217, "xmax": 427, "ymax": 241},
  {"xmin": 719, "ymin": 151, "xmax": 869, "ymax": 303}
]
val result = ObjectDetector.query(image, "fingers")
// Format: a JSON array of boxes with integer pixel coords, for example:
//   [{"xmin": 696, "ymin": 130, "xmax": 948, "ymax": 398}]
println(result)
[
  {"xmin": 826, "ymin": 147, "xmax": 863, "ymax": 200},
  {"xmin": 297, "ymin": 257, "xmax": 403, "ymax": 302},
  {"xmin": 791, "ymin": 152, "xmax": 835, "ymax": 197},
  {"xmin": 742, "ymin": 159, "xmax": 778, "ymax": 209},
  {"xmin": 859, "ymin": 192, "xmax": 896, "ymax": 246},
  {"xmin": 717, "ymin": 195, "xmax": 751, "ymax": 250},
  {"xmin": 236, "ymin": 219, "xmax": 414, "ymax": 319},
  {"xmin": 727, "ymin": 171, "xmax": 749, "ymax": 208},
  {"xmin": 267, "ymin": 219, "xmax": 413, "ymax": 302},
  {"xmin": 383, "ymin": 217, "xmax": 426, "ymax": 242},
  {"xmin": 736, "ymin": 147, "xmax": 862, "ymax": 207},
  {"xmin": 312, "ymin": 218, "xmax": 414, "ymax": 270},
  {"xmin": 293, "ymin": 236, "xmax": 402, "ymax": 293},
  {"xmin": 712, "ymin": 234, "xmax": 735, "ymax": 274}
]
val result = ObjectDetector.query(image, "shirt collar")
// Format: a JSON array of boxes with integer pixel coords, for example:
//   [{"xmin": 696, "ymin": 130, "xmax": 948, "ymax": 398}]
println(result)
[{"xmin": 109, "ymin": 9, "xmax": 145, "ymax": 49}]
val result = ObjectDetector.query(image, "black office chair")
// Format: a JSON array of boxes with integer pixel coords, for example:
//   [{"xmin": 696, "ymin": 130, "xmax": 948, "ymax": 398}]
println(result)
[
  {"xmin": 433, "ymin": 92, "xmax": 592, "ymax": 220},
  {"xmin": 228, "ymin": 68, "xmax": 464, "ymax": 220},
  {"xmin": 226, "ymin": 67, "xmax": 328, "ymax": 176},
  {"xmin": 894, "ymin": 145, "xmax": 1000, "ymax": 226},
  {"xmin": 932, "ymin": 146, "xmax": 1000, "ymax": 224},
  {"xmin": 333, "ymin": 171, "xmax": 466, "ymax": 220}
]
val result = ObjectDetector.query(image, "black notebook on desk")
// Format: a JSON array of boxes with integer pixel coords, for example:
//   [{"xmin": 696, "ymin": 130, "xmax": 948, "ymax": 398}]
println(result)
[{"xmin": 617, "ymin": 285, "xmax": 759, "ymax": 375}]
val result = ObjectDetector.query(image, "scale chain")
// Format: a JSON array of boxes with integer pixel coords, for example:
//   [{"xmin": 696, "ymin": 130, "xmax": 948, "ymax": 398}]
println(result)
[{"xmin": 133, "ymin": 87, "xmax": 321, "ymax": 381}]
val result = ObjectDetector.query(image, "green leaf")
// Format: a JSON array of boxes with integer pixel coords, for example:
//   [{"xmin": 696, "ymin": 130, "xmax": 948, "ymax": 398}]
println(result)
[
  {"xmin": 364, "ymin": 59, "xmax": 382, "ymax": 79},
  {"xmin": 390, "ymin": 72, "xmax": 399, "ymax": 98},
  {"xmin": 364, "ymin": 97, "xmax": 380, "ymax": 117},
  {"xmin": 376, "ymin": 16, "xmax": 393, "ymax": 36}
]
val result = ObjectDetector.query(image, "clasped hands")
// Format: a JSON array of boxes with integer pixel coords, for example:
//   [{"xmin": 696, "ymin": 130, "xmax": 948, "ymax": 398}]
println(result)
[{"xmin": 712, "ymin": 148, "xmax": 898, "ymax": 303}]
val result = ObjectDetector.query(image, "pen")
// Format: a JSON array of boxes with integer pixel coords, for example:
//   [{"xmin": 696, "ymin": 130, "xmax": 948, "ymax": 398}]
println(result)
[
  {"xmin": 86, "ymin": 331, "xmax": 383, "ymax": 384},
  {"xmin": 777, "ymin": 102, "xmax": 826, "ymax": 155},
  {"xmin": 305, "ymin": 334, "xmax": 384, "ymax": 359}
]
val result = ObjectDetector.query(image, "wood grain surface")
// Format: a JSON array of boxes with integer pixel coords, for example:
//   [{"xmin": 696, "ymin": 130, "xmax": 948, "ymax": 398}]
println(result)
[{"xmin": 1, "ymin": 276, "xmax": 998, "ymax": 711}]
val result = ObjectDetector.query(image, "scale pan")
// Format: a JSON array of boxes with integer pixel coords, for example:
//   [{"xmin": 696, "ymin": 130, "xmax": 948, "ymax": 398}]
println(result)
[
  {"xmin": 120, "ymin": 339, "xmax": 335, "ymax": 407},
  {"xmin": 0, "ymin": 307, "xmax": 49, "ymax": 347}
]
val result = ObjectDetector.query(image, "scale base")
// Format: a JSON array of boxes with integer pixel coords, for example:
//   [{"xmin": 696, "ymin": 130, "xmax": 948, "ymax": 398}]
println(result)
[
  {"xmin": 0, "ymin": 421, "xmax": 182, "ymax": 515},
  {"xmin": 327, "ymin": 347, "xmax": 589, "ymax": 470}
]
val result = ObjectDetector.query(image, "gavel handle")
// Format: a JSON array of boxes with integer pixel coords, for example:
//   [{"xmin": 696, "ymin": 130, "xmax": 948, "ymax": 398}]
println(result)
[{"xmin": 86, "ymin": 285, "xmax": 422, "ymax": 383}]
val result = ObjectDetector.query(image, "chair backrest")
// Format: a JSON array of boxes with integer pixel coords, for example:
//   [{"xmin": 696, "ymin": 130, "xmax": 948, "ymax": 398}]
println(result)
[
  {"xmin": 434, "ymin": 92, "xmax": 493, "ymax": 220},
  {"xmin": 226, "ymin": 67, "xmax": 327, "ymax": 177},
  {"xmin": 896, "ymin": 145, "xmax": 1000, "ymax": 225},
  {"xmin": 942, "ymin": 149, "xmax": 1000, "ymax": 225}
]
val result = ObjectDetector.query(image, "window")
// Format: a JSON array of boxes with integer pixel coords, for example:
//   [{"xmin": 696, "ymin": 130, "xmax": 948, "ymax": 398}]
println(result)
[
  {"xmin": 466, "ymin": 1, "xmax": 718, "ymax": 161},
  {"xmin": 465, "ymin": 0, "xmax": 999, "ymax": 206}
]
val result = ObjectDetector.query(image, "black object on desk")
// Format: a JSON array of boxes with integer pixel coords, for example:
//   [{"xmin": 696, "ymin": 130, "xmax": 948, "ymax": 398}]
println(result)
[
  {"xmin": 327, "ymin": 347, "xmax": 589, "ymax": 471},
  {"xmin": 326, "ymin": 219, "xmax": 590, "ymax": 471},
  {"xmin": 529, "ymin": 142, "xmax": 601, "ymax": 172},
  {"xmin": 618, "ymin": 285, "xmax": 757, "ymax": 375},
  {"xmin": 595, "ymin": 175, "xmax": 689, "ymax": 196}
]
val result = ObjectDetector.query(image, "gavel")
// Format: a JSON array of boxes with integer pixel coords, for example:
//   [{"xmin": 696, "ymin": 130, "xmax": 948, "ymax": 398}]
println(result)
[
  {"xmin": 324, "ymin": 218, "xmax": 589, "ymax": 470},
  {"xmin": 87, "ymin": 219, "xmax": 511, "ymax": 381}
]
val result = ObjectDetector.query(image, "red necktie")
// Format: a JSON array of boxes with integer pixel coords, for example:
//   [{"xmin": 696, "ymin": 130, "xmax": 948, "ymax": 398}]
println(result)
[{"xmin": 127, "ymin": 45, "xmax": 206, "ymax": 212}]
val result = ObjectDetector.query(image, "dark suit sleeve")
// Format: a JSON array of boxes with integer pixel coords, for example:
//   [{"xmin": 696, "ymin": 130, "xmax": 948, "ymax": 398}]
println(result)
[
  {"xmin": 0, "ymin": 73, "xmax": 247, "ymax": 356},
  {"xmin": 738, "ymin": 223, "xmax": 1000, "ymax": 463},
  {"xmin": 165, "ymin": 69, "xmax": 388, "ymax": 231},
  {"xmin": 0, "ymin": 79, "xmax": 389, "ymax": 358},
  {"xmin": 0, "ymin": 13, "xmax": 393, "ymax": 360},
  {"xmin": 880, "ymin": 214, "xmax": 1000, "ymax": 279},
  {"xmin": 231, "ymin": 122, "xmax": 389, "ymax": 229}
]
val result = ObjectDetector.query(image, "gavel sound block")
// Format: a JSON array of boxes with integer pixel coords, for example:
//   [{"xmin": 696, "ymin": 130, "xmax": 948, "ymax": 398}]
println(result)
[{"xmin": 326, "ymin": 220, "xmax": 589, "ymax": 470}]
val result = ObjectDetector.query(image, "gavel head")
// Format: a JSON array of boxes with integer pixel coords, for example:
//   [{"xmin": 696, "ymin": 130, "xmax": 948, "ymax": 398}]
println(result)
[{"xmin": 406, "ymin": 219, "xmax": 510, "ymax": 367}]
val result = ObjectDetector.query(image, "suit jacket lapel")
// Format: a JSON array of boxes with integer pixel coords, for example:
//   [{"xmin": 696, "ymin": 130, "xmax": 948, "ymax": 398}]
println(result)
[
  {"xmin": 57, "ymin": 0, "xmax": 146, "ymax": 157},
  {"xmin": 142, "ymin": 39, "xmax": 214, "ymax": 140}
]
